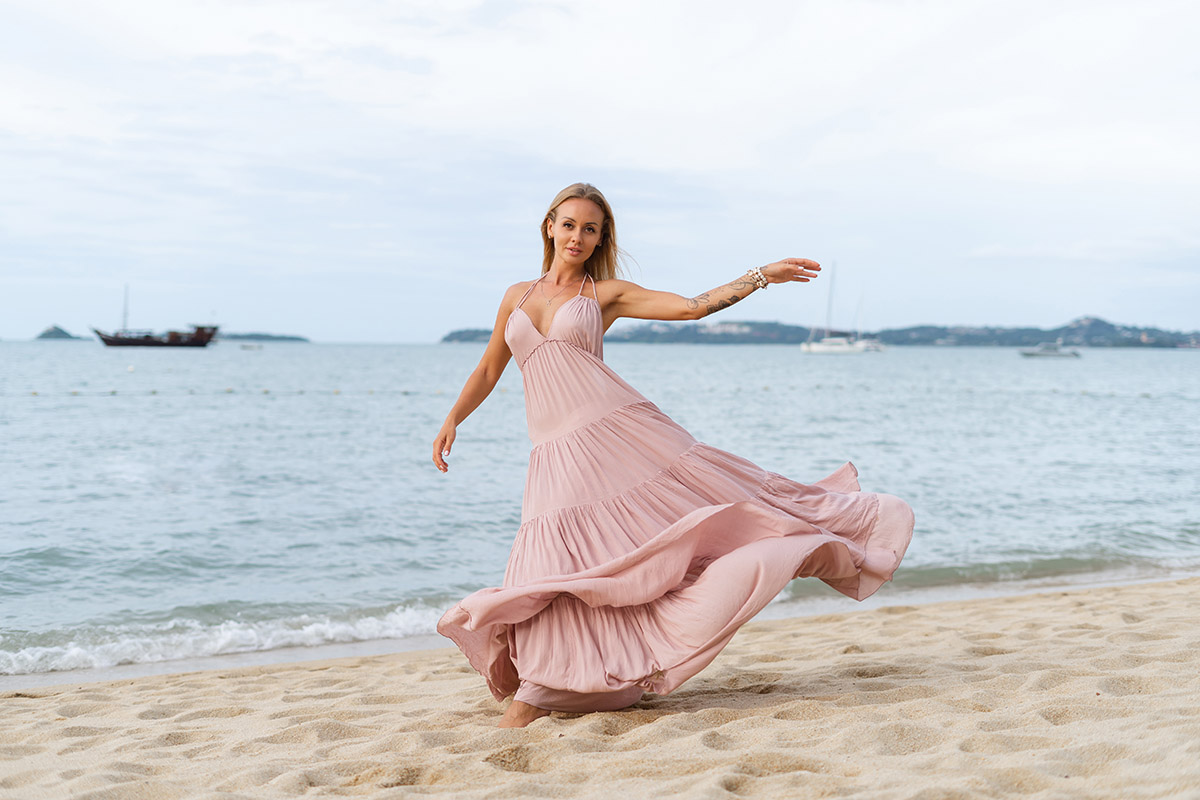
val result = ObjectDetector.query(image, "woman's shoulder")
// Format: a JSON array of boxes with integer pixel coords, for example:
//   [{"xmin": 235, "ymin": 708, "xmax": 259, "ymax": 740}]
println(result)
[
  {"xmin": 594, "ymin": 277, "xmax": 643, "ymax": 298},
  {"xmin": 502, "ymin": 278, "xmax": 539, "ymax": 300}
]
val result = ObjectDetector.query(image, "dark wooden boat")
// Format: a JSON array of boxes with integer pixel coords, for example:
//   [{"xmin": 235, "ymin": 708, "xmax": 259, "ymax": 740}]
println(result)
[
  {"xmin": 94, "ymin": 285, "xmax": 218, "ymax": 347},
  {"xmin": 93, "ymin": 325, "xmax": 219, "ymax": 347}
]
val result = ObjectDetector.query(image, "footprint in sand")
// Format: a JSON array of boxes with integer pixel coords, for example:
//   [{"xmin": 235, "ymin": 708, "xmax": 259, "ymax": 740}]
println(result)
[
  {"xmin": 967, "ymin": 645, "xmax": 1013, "ymax": 657},
  {"xmin": 700, "ymin": 731, "xmax": 735, "ymax": 750},
  {"xmin": 53, "ymin": 702, "xmax": 111, "ymax": 718},
  {"xmin": 346, "ymin": 764, "xmax": 426, "ymax": 788},
  {"xmin": 175, "ymin": 706, "xmax": 252, "ymax": 722},
  {"xmin": 1097, "ymin": 675, "xmax": 1168, "ymax": 696},
  {"xmin": 958, "ymin": 733, "xmax": 1057, "ymax": 754},
  {"xmin": 1037, "ymin": 703, "xmax": 1130, "ymax": 726},
  {"xmin": 870, "ymin": 722, "xmax": 945, "ymax": 755},
  {"xmin": 483, "ymin": 744, "xmax": 537, "ymax": 773},
  {"xmin": 840, "ymin": 663, "xmax": 903, "ymax": 679},
  {"xmin": 58, "ymin": 725, "xmax": 113, "ymax": 738},
  {"xmin": 146, "ymin": 730, "xmax": 218, "ymax": 748},
  {"xmin": 136, "ymin": 705, "xmax": 187, "ymax": 720},
  {"xmin": 0, "ymin": 745, "xmax": 46, "ymax": 761},
  {"xmin": 253, "ymin": 720, "xmax": 374, "ymax": 745}
]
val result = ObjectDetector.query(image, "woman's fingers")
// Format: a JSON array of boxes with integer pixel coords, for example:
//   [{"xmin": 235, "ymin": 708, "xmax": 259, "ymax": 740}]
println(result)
[
  {"xmin": 433, "ymin": 431, "xmax": 453, "ymax": 472},
  {"xmin": 788, "ymin": 258, "xmax": 820, "ymax": 281},
  {"xmin": 765, "ymin": 259, "xmax": 820, "ymax": 283}
]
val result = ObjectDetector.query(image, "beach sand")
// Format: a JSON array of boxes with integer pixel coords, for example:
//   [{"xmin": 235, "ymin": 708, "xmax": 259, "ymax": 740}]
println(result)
[{"xmin": 2, "ymin": 578, "xmax": 1198, "ymax": 799}]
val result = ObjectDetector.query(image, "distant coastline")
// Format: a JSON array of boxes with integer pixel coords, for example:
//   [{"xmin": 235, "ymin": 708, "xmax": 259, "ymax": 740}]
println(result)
[
  {"xmin": 442, "ymin": 316, "xmax": 1199, "ymax": 348},
  {"xmin": 26, "ymin": 327, "xmax": 310, "ymax": 343},
  {"xmin": 215, "ymin": 332, "xmax": 310, "ymax": 342}
]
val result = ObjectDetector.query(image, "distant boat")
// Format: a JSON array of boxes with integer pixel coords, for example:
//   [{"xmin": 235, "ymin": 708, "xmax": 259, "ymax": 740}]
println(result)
[
  {"xmin": 801, "ymin": 262, "xmax": 872, "ymax": 354},
  {"xmin": 92, "ymin": 284, "xmax": 218, "ymax": 347},
  {"xmin": 93, "ymin": 326, "xmax": 218, "ymax": 347},
  {"xmin": 1020, "ymin": 339, "xmax": 1081, "ymax": 358},
  {"xmin": 802, "ymin": 335, "xmax": 869, "ymax": 354}
]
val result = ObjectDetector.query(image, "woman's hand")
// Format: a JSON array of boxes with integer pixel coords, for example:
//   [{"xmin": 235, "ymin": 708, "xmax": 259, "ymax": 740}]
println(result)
[
  {"xmin": 761, "ymin": 258, "xmax": 821, "ymax": 285},
  {"xmin": 432, "ymin": 421, "xmax": 456, "ymax": 473}
]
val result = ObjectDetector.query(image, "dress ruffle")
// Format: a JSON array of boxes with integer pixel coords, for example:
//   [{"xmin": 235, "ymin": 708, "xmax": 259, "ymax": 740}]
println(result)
[
  {"xmin": 437, "ymin": 287, "xmax": 915, "ymax": 708},
  {"xmin": 438, "ymin": 458, "xmax": 913, "ymax": 701}
]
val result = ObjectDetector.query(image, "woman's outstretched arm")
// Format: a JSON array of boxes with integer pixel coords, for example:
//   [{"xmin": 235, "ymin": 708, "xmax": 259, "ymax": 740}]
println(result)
[
  {"xmin": 605, "ymin": 259, "xmax": 820, "ymax": 323},
  {"xmin": 432, "ymin": 284, "xmax": 523, "ymax": 473}
]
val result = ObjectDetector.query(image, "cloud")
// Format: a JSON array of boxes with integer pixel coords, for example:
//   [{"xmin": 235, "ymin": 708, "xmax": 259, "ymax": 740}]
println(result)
[{"xmin": 1, "ymin": 0, "xmax": 1197, "ymax": 340}]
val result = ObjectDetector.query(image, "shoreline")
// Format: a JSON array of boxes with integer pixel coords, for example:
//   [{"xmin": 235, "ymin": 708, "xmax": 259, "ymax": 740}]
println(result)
[
  {"xmin": 5, "ymin": 565, "xmax": 1198, "ymax": 694},
  {"xmin": 3, "ymin": 577, "xmax": 1197, "ymax": 798}
]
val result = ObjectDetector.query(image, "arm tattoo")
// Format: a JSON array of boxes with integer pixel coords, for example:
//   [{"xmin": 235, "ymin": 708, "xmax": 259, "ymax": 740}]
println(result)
[
  {"xmin": 692, "ymin": 277, "xmax": 754, "ymax": 316},
  {"xmin": 706, "ymin": 294, "xmax": 742, "ymax": 315}
]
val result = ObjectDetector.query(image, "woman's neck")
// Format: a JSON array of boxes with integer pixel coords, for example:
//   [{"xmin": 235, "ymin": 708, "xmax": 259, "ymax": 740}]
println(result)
[{"xmin": 544, "ymin": 264, "xmax": 588, "ymax": 285}]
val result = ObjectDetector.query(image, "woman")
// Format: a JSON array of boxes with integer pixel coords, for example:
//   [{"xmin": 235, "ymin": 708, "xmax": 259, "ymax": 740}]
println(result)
[{"xmin": 434, "ymin": 183, "xmax": 914, "ymax": 728}]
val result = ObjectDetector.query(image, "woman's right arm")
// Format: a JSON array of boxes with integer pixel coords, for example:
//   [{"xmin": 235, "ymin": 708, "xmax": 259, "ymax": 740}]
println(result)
[{"xmin": 432, "ymin": 284, "xmax": 523, "ymax": 473}]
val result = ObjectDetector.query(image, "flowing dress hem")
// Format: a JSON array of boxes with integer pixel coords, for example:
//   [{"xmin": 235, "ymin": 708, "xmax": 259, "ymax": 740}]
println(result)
[{"xmin": 437, "ymin": 463, "xmax": 915, "ymax": 703}]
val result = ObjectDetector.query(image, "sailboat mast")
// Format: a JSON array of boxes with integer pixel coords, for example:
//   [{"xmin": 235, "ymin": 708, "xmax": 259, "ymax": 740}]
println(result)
[
  {"xmin": 122, "ymin": 284, "xmax": 129, "ymax": 332},
  {"xmin": 855, "ymin": 293, "xmax": 864, "ymax": 342},
  {"xmin": 823, "ymin": 262, "xmax": 836, "ymax": 337}
]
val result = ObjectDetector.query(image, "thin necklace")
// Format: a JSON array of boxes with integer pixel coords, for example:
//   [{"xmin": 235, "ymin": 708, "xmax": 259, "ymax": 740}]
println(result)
[{"xmin": 538, "ymin": 275, "xmax": 582, "ymax": 306}]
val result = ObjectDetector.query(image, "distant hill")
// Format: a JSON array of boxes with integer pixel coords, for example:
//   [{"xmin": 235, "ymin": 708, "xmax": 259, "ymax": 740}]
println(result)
[
  {"xmin": 874, "ymin": 317, "xmax": 1198, "ymax": 348},
  {"xmin": 608, "ymin": 320, "xmax": 818, "ymax": 344},
  {"xmin": 442, "ymin": 328, "xmax": 493, "ymax": 343},
  {"xmin": 35, "ymin": 325, "xmax": 87, "ymax": 340},
  {"xmin": 216, "ymin": 332, "xmax": 310, "ymax": 342},
  {"xmin": 441, "ymin": 317, "xmax": 1199, "ymax": 348}
]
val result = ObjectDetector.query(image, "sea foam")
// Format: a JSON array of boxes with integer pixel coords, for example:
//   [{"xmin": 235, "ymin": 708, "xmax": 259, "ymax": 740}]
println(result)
[{"xmin": 0, "ymin": 604, "xmax": 443, "ymax": 675}]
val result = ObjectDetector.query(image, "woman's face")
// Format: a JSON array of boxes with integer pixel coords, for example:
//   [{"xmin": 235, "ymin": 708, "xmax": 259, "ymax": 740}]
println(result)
[{"xmin": 547, "ymin": 198, "xmax": 605, "ymax": 268}]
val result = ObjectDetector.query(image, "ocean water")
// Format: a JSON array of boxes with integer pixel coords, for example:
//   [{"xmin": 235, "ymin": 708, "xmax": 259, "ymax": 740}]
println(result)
[{"xmin": 2, "ymin": 340, "xmax": 1198, "ymax": 685}]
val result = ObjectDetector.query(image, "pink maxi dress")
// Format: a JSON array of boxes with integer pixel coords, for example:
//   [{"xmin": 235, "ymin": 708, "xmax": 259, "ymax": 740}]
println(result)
[{"xmin": 437, "ymin": 275, "xmax": 915, "ymax": 712}]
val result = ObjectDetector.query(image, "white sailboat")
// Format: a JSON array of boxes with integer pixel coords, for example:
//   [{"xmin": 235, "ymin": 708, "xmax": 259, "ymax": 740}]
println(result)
[
  {"xmin": 1019, "ymin": 338, "xmax": 1081, "ymax": 358},
  {"xmin": 801, "ymin": 262, "xmax": 870, "ymax": 354}
]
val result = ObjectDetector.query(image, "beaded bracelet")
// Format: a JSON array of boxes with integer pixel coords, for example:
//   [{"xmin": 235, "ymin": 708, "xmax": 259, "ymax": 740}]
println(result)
[{"xmin": 746, "ymin": 266, "xmax": 768, "ymax": 289}]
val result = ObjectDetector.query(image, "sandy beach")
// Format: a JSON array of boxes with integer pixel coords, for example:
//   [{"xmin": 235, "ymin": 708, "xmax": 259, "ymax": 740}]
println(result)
[{"xmin": 3, "ymin": 577, "xmax": 1198, "ymax": 799}]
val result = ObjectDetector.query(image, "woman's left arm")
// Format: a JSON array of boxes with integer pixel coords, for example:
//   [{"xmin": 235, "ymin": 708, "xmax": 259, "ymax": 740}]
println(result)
[{"xmin": 607, "ymin": 259, "xmax": 821, "ymax": 322}]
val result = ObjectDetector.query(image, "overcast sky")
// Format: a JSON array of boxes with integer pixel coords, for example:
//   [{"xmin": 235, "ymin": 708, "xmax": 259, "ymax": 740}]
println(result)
[{"xmin": 2, "ymin": 0, "xmax": 1197, "ymax": 342}]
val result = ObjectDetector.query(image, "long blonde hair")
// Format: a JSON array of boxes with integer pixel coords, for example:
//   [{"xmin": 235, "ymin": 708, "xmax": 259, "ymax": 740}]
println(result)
[{"xmin": 540, "ymin": 183, "xmax": 623, "ymax": 280}]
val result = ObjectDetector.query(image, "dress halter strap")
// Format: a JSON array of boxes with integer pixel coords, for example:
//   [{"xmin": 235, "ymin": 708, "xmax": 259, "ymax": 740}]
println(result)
[
  {"xmin": 517, "ymin": 274, "xmax": 594, "ymax": 310},
  {"xmin": 515, "ymin": 275, "xmax": 545, "ymax": 311}
]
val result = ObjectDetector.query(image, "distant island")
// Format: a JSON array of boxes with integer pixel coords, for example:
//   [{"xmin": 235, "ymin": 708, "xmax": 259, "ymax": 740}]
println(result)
[
  {"xmin": 442, "ymin": 317, "xmax": 1199, "ymax": 348},
  {"xmin": 442, "ymin": 329, "xmax": 493, "ymax": 343},
  {"xmin": 216, "ymin": 332, "xmax": 310, "ymax": 342},
  {"xmin": 35, "ymin": 325, "xmax": 87, "ymax": 340}
]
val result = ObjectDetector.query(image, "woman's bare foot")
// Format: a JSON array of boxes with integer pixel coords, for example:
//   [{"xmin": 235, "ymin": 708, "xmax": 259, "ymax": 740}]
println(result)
[{"xmin": 498, "ymin": 700, "xmax": 550, "ymax": 728}]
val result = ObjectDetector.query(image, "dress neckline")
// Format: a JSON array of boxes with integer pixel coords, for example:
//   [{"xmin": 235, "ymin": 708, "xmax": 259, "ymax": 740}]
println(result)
[
  {"xmin": 513, "ymin": 294, "xmax": 599, "ymax": 341},
  {"xmin": 511, "ymin": 274, "xmax": 598, "ymax": 340}
]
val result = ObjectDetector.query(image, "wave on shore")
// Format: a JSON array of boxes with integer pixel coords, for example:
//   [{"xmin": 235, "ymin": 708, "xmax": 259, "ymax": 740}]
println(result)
[{"xmin": 0, "ymin": 603, "xmax": 442, "ymax": 676}]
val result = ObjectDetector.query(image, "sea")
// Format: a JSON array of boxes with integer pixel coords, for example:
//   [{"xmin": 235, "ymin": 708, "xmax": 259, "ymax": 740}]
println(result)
[{"xmin": 2, "ymin": 340, "xmax": 1198, "ymax": 689}]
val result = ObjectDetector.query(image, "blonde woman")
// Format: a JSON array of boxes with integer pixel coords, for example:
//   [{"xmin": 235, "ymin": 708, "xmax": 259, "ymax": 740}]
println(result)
[{"xmin": 434, "ymin": 183, "xmax": 913, "ymax": 728}]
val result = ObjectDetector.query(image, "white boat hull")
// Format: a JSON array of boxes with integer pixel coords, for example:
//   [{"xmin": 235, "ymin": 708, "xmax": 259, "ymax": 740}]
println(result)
[{"xmin": 801, "ymin": 337, "xmax": 869, "ymax": 354}]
